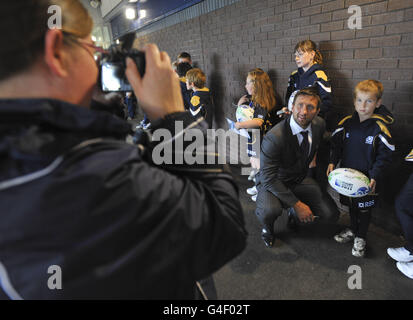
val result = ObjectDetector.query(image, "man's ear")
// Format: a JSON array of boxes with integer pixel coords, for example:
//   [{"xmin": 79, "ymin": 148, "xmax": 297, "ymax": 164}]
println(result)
[{"xmin": 44, "ymin": 29, "xmax": 69, "ymax": 77}]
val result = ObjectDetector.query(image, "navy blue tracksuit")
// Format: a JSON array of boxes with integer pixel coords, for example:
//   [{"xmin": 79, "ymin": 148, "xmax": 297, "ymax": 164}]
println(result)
[
  {"xmin": 286, "ymin": 64, "xmax": 332, "ymax": 118},
  {"xmin": 396, "ymin": 150, "xmax": 413, "ymax": 253},
  {"xmin": 330, "ymin": 110, "xmax": 395, "ymax": 238},
  {"xmin": 189, "ymin": 87, "xmax": 214, "ymax": 128}
]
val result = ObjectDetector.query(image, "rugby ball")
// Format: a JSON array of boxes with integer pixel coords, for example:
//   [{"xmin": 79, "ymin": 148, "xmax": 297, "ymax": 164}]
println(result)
[
  {"xmin": 328, "ymin": 168, "xmax": 370, "ymax": 198},
  {"xmin": 287, "ymin": 90, "xmax": 299, "ymax": 111},
  {"xmin": 236, "ymin": 104, "xmax": 254, "ymax": 122}
]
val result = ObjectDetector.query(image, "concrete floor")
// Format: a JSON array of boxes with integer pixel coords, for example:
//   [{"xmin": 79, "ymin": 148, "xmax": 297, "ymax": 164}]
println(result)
[{"xmin": 213, "ymin": 167, "xmax": 413, "ymax": 300}]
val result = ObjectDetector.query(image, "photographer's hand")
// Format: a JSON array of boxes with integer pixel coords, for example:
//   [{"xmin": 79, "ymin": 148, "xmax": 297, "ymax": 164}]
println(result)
[{"xmin": 125, "ymin": 44, "xmax": 184, "ymax": 121}]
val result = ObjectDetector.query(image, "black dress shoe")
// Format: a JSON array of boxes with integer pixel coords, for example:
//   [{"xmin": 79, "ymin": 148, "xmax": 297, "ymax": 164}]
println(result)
[
  {"xmin": 261, "ymin": 226, "xmax": 274, "ymax": 248},
  {"xmin": 287, "ymin": 208, "xmax": 299, "ymax": 231}
]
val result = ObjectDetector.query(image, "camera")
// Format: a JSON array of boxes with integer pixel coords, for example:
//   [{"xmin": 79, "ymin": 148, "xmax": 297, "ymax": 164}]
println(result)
[{"xmin": 99, "ymin": 33, "xmax": 146, "ymax": 92}]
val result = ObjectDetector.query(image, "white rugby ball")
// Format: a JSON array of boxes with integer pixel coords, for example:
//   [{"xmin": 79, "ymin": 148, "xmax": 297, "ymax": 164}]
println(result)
[
  {"xmin": 287, "ymin": 90, "xmax": 299, "ymax": 111},
  {"xmin": 236, "ymin": 104, "xmax": 254, "ymax": 122},
  {"xmin": 328, "ymin": 168, "xmax": 370, "ymax": 198}
]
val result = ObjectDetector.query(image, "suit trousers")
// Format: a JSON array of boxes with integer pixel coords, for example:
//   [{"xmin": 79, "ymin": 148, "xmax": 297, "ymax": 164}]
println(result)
[
  {"xmin": 395, "ymin": 173, "xmax": 413, "ymax": 254},
  {"xmin": 255, "ymin": 177, "xmax": 339, "ymax": 229}
]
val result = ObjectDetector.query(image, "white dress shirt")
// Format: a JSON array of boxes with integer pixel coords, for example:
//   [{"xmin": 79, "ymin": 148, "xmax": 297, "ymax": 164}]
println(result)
[{"xmin": 290, "ymin": 116, "xmax": 313, "ymax": 156}]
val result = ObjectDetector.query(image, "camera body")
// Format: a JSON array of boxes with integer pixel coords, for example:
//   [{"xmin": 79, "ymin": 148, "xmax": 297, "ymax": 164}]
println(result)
[{"xmin": 100, "ymin": 47, "xmax": 146, "ymax": 92}]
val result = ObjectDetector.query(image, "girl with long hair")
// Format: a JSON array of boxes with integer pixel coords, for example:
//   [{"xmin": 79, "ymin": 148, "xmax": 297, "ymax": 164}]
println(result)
[{"xmin": 235, "ymin": 68, "xmax": 276, "ymax": 199}]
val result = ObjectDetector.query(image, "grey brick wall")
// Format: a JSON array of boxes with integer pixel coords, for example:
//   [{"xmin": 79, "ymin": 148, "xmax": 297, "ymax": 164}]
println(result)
[{"xmin": 135, "ymin": 0, "xmax": 413, "ymax": 233}]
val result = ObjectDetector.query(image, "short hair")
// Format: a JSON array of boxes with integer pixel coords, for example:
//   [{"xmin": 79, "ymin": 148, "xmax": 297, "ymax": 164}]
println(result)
[
  {"xmin": 176, "ymin": 62, "xmax": 193, "ymax": 78},
  {"xmin": 0, "ymin": 0, "xmax": 93, "ymax": 81},
  {"xmin": 292, "ymin": 87, "xmax": 321, "ymax": 109},
  {"xmin": 354, "ymin": 80, "xmax": 384, "ymax": 100},
  {"xmin": 186, "ymin": 68, "xmax": 206, "ymax": 89},
  {"xmin": 178, "ymin": 52, "xmax": 192, "ymax": 60}
]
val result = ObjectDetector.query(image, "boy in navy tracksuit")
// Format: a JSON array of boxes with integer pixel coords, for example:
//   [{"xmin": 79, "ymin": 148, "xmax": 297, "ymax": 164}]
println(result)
[
  {"xmin": 387, "ymin": 149, "xmax": 413, "ymax": 279},
  {"xmin": 327, "ymin": 80, "xmax": 395, "ymax": 257},
  {"xmin": 186, "ymin": 68, "xmax": 214, "ymax": 128}
]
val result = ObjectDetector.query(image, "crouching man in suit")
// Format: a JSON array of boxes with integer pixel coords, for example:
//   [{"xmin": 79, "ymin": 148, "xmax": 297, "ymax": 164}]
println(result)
[{"xmin": 255, "ymin": 87, "xmax": 339, "ymax": 247}]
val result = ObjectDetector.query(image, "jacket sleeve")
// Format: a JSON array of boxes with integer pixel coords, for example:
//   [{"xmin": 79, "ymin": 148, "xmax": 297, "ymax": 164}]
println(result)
[
  {"xmin": 285, "ymin": 72, "xmax": 296, "ymax": 107},
  {"xmin": 369, "ymin": 121, "xmax": 395, "ymax": 180},
  {"xmin": 259, "ymin": 131, "xmax": 299, "ymax": 207},
  {"xmin": 113, "ymin": 112, "xmax": 247, "ymax": 281},
  {"xmin": 188, "ymin": 94, "xmax": 201, "ymax": 116},
  {"xmin": 314, "ymin": 70, "xmax": 333, "ymax": 116},
  {"xmin": 329, "ymin": 116, "xmax": 351, "ymax": 166}
]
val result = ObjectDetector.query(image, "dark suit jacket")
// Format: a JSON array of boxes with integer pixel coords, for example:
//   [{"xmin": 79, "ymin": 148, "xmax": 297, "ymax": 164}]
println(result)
[{"xmin": 257, "ymin": 115, "xmax": 326, "ymax": 207}]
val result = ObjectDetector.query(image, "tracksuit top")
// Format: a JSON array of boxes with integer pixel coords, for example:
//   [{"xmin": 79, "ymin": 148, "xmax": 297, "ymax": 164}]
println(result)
[
  {"xmin": 330, "ymin": 109, "xmax": 395, "ymax": 181},
  {"xmin": 189, "ymin": 87, "xmax": 214, "ymax": 128},
  {"xmin": 286, "ymin": 64, "xmax": 332, "ymax": 116}
]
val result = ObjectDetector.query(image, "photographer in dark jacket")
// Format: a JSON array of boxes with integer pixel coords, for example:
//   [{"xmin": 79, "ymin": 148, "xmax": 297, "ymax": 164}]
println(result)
[{"xmin": 0, "ymin": 0, "xmax": 246, "ymax": 299}]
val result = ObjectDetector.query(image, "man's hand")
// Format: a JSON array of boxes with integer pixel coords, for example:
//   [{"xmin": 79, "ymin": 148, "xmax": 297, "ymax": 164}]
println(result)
[
  {"xmin": 279, "ymin": 107, "xmax": 291, "ymax": 117},
  {"xmin": 293, "ymin": 201, "xmax": 315, "ymax": 223},
  {"xmin": 326, "ymin": 163, "xmax": 335, "ymax": 177},
  {"xmin": 125, "ymin": 44, "xmax": 184, "ymax": 121},
  {"xmin": 309, "ymin": 153, "xmax": 317, "ymax": 169}
]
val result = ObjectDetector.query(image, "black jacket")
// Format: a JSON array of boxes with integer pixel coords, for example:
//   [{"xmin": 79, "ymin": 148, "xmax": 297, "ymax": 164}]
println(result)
[
  {"xmin": 330, "ymin": 109, "xmax": 395, "ymax": 181},
  {"xmin": 0, "ymin": 99, "xmax": 246, "ymax": 299},
  {"xmin": 189, "ymin": 88, "xmax": 214, "ymax": 129},
  {"xmin": 286, "ymin": 64, "xmax": 332, "ymax": 117},
  {"xmin": 257, "ymin": 115, "xmax": 326, "ymax": 207}
]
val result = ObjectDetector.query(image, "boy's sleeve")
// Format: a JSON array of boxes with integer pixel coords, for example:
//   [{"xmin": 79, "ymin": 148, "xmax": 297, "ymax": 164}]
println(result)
[
  {"xmin": 314, "ymin": 70, "xmax": 333, "ymax": 116},
  {"xmin": 189, "ymin": 94, "xmax": 202, "ymax": 116},
  {"xmin": 329, "ymin": 116, "xmax": 351, "ymax": 165},
  {"xmin": 368, "ymin": 121, "xmax": 395, "ymax": 180},
  {"xmin": 253, "ymin": 103, "xmax": 266, "ymax": 122},
  {"xmin": 180, "ymin": 81, "xmax": 192, "ymax": 111}
]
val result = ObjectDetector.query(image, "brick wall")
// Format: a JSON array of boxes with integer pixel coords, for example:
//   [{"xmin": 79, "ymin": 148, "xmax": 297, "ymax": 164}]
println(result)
[{"xmin": 135, "ymin": 0, "xmax": 413, "ymax": 232}]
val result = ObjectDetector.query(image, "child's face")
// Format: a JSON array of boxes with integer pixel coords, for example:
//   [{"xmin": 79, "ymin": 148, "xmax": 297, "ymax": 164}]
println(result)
[
  {"xmin": 245, "ymin": 76, "xmax": 255, "ymax": 95},
  {"xmin": 186, "ymin": 80, "xmax": 193, "ymax": 90},
  {"xmin": 354, "ymin": 91, "xmax": 382, "ymax": 121},
  {"xmin": 295, "ymin": 49, "xmax": 315, "ymax": 70}
]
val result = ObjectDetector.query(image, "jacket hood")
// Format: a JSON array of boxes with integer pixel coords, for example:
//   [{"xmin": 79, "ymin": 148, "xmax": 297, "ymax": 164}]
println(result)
[
  {"xmin": 351, "ymin": 106, "xmax": 394, "ymax": 127},
  {"xmin": 297, "ymin": 63, "xmax": 323, "ymax": 76},
  {"xmin": 373, "ymin": 104, "xmax": 394, "ymax": 125},
  {"xmin": 0, "ymin": 98, "xmax": 132, "ymax": 181}
]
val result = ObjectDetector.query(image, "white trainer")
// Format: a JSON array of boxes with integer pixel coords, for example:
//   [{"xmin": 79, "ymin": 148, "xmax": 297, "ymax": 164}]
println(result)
[
  {"xmin": 334, "ymin": 228, "xmax": 355, "ymax": 244},
  {"xmin": 247, "ymin": 170, "xmax": 256, "ymax": 181},
  {"xmin": 246, "ymin": 186, "xmax": 258, "ymax": 195},
  {"xmin": 396, "ymin": 261, "xmax": 413, "ymax": 279},
  {"xmin": 251, "ymin": 194, "xmax": 257, "ymax": 202},
  {"xmin": 387, "ymin": 247, "xmax": 413, "ymax": 262},
  {"xmin": 352, "ymin": 237, "xmax": 366, "ymax": 258}
]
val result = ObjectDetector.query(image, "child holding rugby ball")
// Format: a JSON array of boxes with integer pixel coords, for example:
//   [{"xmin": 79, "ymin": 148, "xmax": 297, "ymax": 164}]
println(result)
[{"xmin": 327, "ymin": 80, "xmax": 394, "ymax": 257}]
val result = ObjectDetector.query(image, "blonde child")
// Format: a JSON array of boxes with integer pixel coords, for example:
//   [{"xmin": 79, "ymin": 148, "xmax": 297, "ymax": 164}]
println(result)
[
  {"xmin": 186, "ymin": 68, "xmax": 214, "ymax": 128},
  {"xmin": 327, "ymin": 80, "xmax": 394, "ymax": 257}
]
